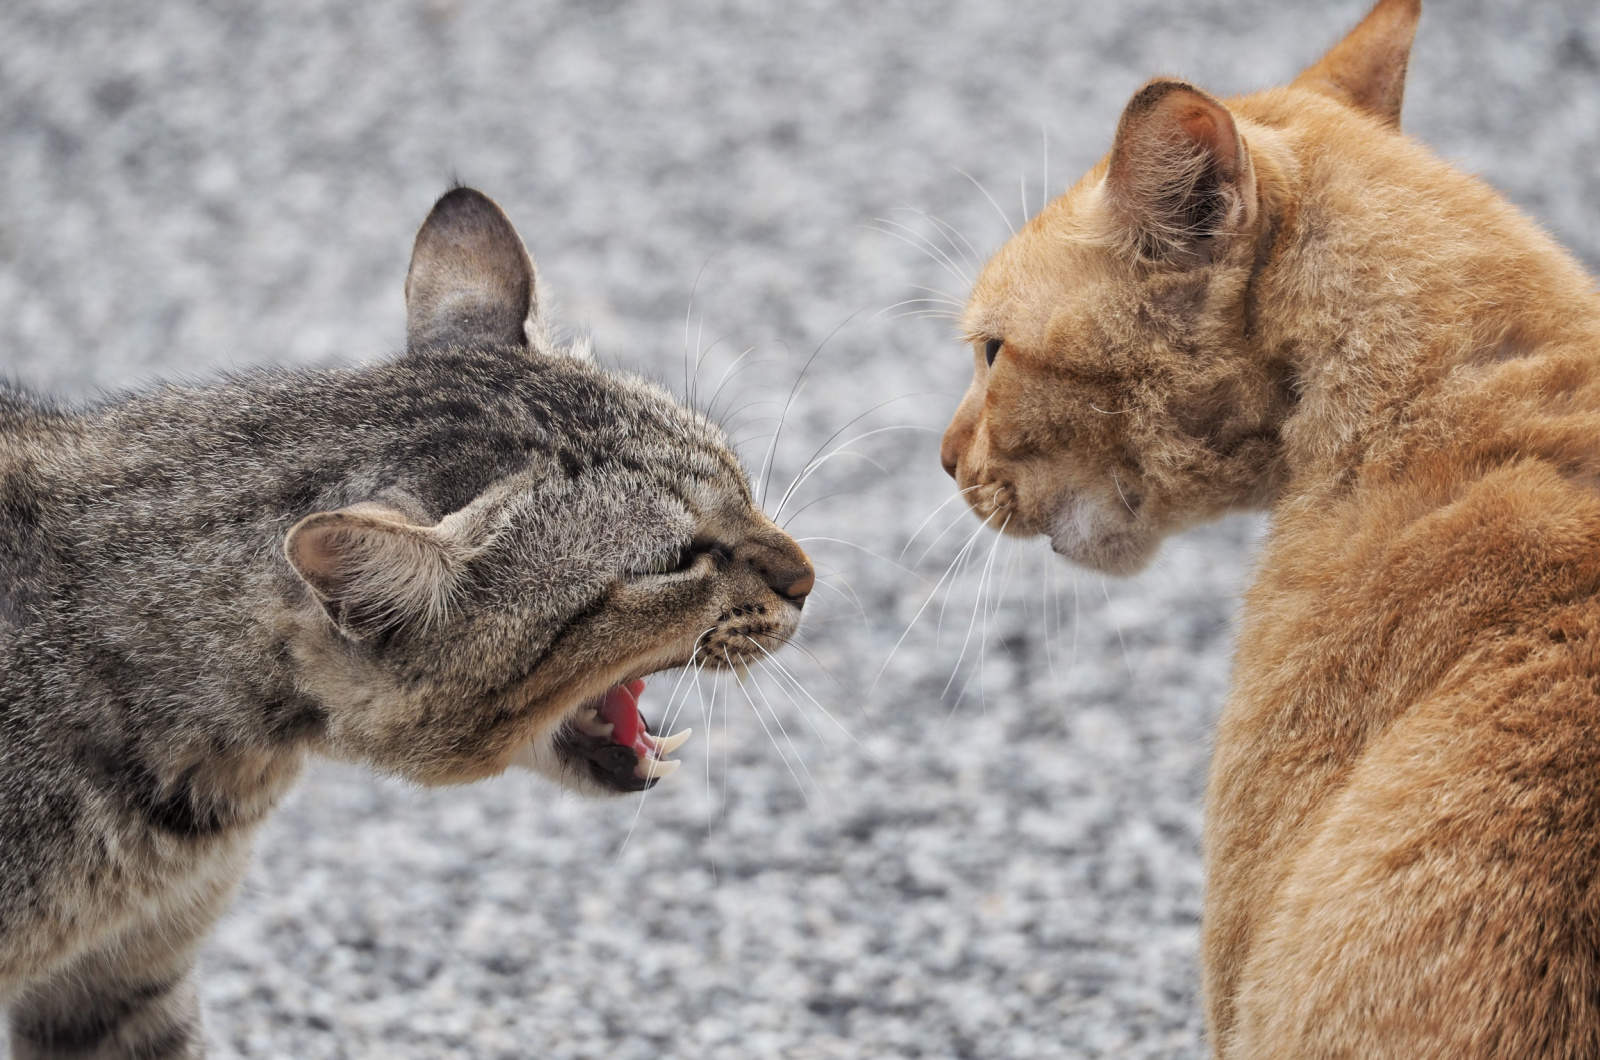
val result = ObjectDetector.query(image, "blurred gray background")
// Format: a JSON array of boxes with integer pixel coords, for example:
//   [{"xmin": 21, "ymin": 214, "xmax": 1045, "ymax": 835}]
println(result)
[{"xmin": 2, "ymin": 1, "xmax": 1597, "ymax": 1057}]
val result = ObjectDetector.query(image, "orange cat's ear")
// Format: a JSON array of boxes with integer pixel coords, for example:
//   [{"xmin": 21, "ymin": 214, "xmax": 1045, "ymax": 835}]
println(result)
[
  {"xmin": 1291, "ymin": 0, "xmax": 1421, "ymax": 128},
  {"xmin": 1104, "ymin": 80, "xmax": 1251, "ymax": 262}
]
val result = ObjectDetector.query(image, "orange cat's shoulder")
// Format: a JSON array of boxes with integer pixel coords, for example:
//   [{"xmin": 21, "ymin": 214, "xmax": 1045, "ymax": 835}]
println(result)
[{"xmin": 942, "ymin": 0, "xmax": 1600, "ymax": 1054}]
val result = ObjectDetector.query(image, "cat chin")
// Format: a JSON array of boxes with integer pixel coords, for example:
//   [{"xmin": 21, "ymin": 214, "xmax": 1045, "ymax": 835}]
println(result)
[
  {"xmin": 512, "ymin": 669, "xmax": 692, "ymax": 797},
  {"xmin": 1046, "ymin": 494, "xmax": 1157, "ymax": 576},
  {"xmin": 514, "ymin": 736, "xmax": 644, "ymax": 799}
]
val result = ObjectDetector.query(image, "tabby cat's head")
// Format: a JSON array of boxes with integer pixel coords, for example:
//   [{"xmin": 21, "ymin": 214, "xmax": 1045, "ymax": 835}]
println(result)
[
  {"xmin": 939, "ymin": 0, "xmax": 1419, "ymax": 573},
  {"xmin": 282, "ymin": 188, "xmax": 812, "ymax": 794}
]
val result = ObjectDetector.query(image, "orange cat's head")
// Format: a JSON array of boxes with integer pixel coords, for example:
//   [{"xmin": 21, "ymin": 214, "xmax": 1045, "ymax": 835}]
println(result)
[{"xmin": 939, "ymin": 0, "xmax": 1419, "ymax": 573}]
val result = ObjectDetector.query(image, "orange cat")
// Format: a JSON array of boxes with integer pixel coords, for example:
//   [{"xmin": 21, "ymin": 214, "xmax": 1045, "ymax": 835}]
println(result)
[{"xmin": 940, "ymin": 1, "xmax": 1600, "ymax": 1055}]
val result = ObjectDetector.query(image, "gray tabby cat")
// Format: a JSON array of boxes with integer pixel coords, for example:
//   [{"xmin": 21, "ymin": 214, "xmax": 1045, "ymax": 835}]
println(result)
[{"xmin": 0, "ymin": 187, "xmax": 813, "ymax": 1058}]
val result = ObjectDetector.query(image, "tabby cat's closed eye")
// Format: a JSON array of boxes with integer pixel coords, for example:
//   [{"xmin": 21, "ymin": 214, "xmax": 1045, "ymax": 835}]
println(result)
[
  {"xmin": 0, "ymin": 185, "xmax": 815, "ymax": 1050},
  {"xmin": 633, "ymin": 540, "xmax": 730, "ymax": 577}
]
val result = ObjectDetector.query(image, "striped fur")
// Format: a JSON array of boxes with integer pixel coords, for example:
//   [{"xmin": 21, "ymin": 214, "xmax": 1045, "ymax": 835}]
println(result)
[{"xmin": 0, "ymin": 188, "xmax": 811, "ymax": 1054}]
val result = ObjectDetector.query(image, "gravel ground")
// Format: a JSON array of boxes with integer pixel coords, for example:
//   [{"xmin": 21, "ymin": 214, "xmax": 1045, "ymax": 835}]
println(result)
[{"xmin": 3, "ymin": 1, "xmax": 1598, "ymax": 1057}]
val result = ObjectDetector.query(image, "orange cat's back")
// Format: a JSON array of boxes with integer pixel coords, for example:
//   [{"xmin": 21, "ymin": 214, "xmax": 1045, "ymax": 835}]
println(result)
[{"xmin": 941, "ymin": 0, "xmax": 1600, "ymax": 1054}]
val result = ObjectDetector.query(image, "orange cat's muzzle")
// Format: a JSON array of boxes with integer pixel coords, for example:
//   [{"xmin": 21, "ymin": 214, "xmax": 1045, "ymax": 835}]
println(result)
[{"xmin": 940, "ymin": 385, "xmax": 981, "ymax": 481}]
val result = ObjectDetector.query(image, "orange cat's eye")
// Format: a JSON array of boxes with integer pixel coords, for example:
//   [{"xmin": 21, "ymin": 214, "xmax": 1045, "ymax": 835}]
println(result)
[{"xmin": 984, "ymin": 338, "xmax": 1002, "ymax": 367}]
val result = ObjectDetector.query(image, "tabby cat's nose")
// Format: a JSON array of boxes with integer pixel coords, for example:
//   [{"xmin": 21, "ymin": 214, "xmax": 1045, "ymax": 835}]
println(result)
[
  {"xmin": 765, "ymin": 553, "xmax": 814, "ymax": 606},
  {"xmin": 747, "ymin": 535, "xmax": 815, "ymax": 607},
  {"xmin": 779, "ymin": 564, "xmax": 815, "ymax": 603}
]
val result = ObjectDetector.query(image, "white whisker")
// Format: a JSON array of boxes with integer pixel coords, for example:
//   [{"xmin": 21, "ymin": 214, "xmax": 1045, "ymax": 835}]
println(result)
[
  {"xmin": 770, "ymin": 632, "xmax": 845, "ymax": 689},
  {"xmin": 745, "ymin": 634, "xmax": 859, "ymax": 746},
  {"xmin": 866, "ymin": 217, "xmax": 973, "ymax": 289},
  {"xmin": 727, "ymin": 649, "xmax": 810, "ymax": 800},
  {"xmin": 809, "ymin": 573, "xmax": 868, "ymax": 623},
  {"xmin": 758, "ymin": 311, "xmax": 861, "ymax": 508},
  {"xmin": 955, "ymin": 166, "xmax": 1017, "ymax": 236},
  {"xmin": 1101, "ymin": 577, "xmax": 1133, "ymax": 679},
  {"xmin": 702, "ymin": 346, "xmax": 765, "ymax": 420},
  {"xmin": 1041, "ymin": 122, "xmax": 1051, "ymax": 211},
  {"xmin": 794, "ymin": 536, "xmax": 929, "ymax": 584},
  {"xmin": 682, "ymin": 256, "xmax": 714, "ymax": 408},
  {"xmin": 882, "ymin": 307, "xmax": 964, "ymax": 323},
  {"xmin": 813, "ymin": 568, "xmax": 869, "ymax": 622},
  {"xmin": 903, "ymin": 285, "xmax": 967, "ymax": 308},
  {"xmin": 871, "ymin": 511, "xmax": 997, "ymax": 695},
  {"xmin": 934, "ymin": 512, "xmax": 996, "ymax": 644},
  {"xmin": 1041, "ymin": 548, "xmax": 1060, "ymax": 690},
  {"xmin": 899, "ymin": 485, "xmax": 980, "ymax": 561},
  {"xmin": 877, "ymin": 297, "xmax": 964, "ymax": 317},
  {"xmin": 781, "ymin": 483, "xmax": 881, "ymax": 529},
  {"xmin": 749, "ymin": 667, "xmax": 815, "ymax": 791},
  {"xmin": 942, "ymin": 514, "xmax": 1010, "ymax": 700},
  {"xmin": 893, "ymin": 210, "xmax": 984, "ymax": 275},
  {"xmin": 914, "ymin": 501, "xmax": 988, "ymax": 569},
  {"xmin": 1111, "ymin": 470, "xmax": 1138, "ymax": 516},
  {"xmin": 617, "ymin": 630, "xmax": 716, "ymax": 857},
  {"xmin": 775, "ymin": 422, "xmax": 937, "ymax": 520}
]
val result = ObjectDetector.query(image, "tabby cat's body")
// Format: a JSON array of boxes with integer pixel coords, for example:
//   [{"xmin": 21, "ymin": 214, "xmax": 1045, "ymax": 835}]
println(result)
[{"xmin": 0, "ymin": 189, "xmax": 812, "ymax": 1057}]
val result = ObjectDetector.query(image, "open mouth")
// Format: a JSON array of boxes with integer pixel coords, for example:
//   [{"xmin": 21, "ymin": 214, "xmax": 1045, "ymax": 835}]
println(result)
[{"xmin": 553, "ymin": 677, "xmax": 692, "ymax": 793}]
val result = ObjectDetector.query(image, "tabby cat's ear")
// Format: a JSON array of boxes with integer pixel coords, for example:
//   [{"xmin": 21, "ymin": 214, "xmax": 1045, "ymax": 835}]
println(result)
[
  {"xmin": 285, "ymin": 504, "xmax": 471, "ymax": 640},
  {"xmin": 1291, "ymin": 0, "xmax": 1420, "ymax": 129},
  {"xmin": 1104, "ymin": 80, "xmax": 1252, "ymax": 263},
  {"xmin": 404, "ymin": 187, "xmax": 547, "ymax": 354}
]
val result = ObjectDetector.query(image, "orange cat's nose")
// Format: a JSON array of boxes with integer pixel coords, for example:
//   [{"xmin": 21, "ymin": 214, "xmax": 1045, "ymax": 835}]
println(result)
[
  {"xmin": 940, "ymin": 421, "xmax": 967, "ymax": 480},
  {"xmin": 942, "ymin": 389, "xmax": 979, "ymax": 481}
]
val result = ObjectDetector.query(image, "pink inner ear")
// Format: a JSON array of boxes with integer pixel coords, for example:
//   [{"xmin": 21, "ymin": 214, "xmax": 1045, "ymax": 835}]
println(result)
[
  {"xmin": 287, "ymin": 518, "xmax": 354, "ymax": 594},
  {"xmin": 1177, "ymin": 108, "xmax": 1215, "ymax": 147},
  {"xmin": 1173, "ymin": 99, "xmax": 1239, "ymax": 179}
]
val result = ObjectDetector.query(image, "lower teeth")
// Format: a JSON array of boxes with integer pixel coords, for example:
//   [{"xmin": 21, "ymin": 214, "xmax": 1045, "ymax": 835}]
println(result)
[
  {"xmin": 575, "ymin": 709, "xmax": 614, "ymax": 739},
  {"xmin": 635, "ymin": 757, "xmax": 682, "ymax": 781}
]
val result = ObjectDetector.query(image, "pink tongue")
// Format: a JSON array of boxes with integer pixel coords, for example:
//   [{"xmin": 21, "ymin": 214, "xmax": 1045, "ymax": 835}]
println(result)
[{"xmin": 599, "ymin": 679, "xmax": 649, "ymax": 753}]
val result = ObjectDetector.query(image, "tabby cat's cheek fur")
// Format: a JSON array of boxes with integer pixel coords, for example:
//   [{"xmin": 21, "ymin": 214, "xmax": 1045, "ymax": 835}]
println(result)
[
  {"xmin": 943, "ymin": 0, "xmax": 1600, "ymax": 1055},
  {"xmin": 0, "ymin": 186, "xmax": 811, "ymax": 1051}
]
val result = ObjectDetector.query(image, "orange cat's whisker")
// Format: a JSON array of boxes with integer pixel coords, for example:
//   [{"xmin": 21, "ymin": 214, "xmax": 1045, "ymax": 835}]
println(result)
[
  {"xmin": 941, "ymin": 514, "xmax": 1011, "ymax": 702},
  {"xmin": 900, "ymin": 484, "xmax": 981, "ymax": 562},
  {"xmin": 911, "ymin": 489, "xmax": 987, "ymax": 568},
  {"xmin": 890, "ymin": 209, "xmax": 983, "ymax": 274},
  {"xmin": 954, "ymin": 166, "xmax": 1017, "ymax": 237},
  {"xmin": 871, "ymin": 510, "xmax": 998, "ymax": 696},
  {"xmin": 866, "ymin": 216, "xmax": 973, "ymax": 289}
]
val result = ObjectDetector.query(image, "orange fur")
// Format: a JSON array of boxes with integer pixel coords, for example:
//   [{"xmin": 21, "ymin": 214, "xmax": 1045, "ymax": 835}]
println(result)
[{"xmin": 941, "ymin": 0, "xmax": 1600, "ymax": 1054}]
